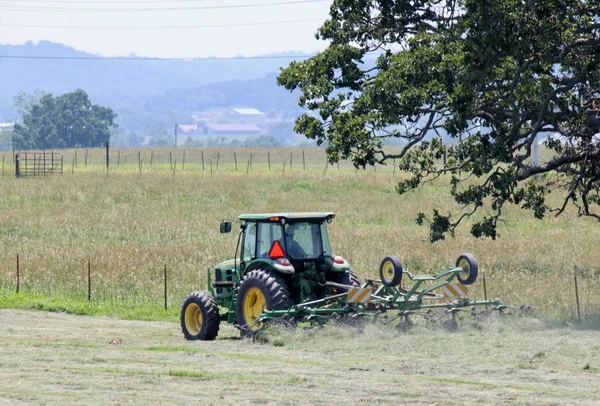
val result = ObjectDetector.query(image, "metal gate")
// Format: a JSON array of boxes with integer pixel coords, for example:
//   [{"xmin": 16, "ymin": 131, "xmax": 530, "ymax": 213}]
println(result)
[{"xmin": 15, "ymin": 152, "xmax": 63, "ymax": 177}]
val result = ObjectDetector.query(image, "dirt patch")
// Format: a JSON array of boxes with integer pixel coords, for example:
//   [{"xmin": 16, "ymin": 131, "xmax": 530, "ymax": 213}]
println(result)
[{"xmin": 0, "ymin": 309, "xmax": 598, "ymax": 405}]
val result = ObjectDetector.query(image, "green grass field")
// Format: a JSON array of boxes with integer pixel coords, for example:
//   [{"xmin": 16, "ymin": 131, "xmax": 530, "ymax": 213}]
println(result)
[{"xmin": 0, "ymin": 147, "xmax": 599, "ymax": 321}]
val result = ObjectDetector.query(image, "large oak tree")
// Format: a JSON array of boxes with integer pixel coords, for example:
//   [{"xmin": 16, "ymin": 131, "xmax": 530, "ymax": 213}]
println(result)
[
  {"xmin": 278, "ymin": 0, "xmax": 600, "ymax": 241},
  {"xmin": 13, "ymin": 89, "xmax": 117, "ymax": 150}
]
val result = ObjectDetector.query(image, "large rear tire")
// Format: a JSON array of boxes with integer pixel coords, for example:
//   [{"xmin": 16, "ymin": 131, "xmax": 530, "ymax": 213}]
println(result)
[
  {"xmin": 236, "ymin": 270, "xmax": 291, "ymax": 335},
  {"xmin": 180, "ymin": 291, "xmax": 220, "ymax": 340}
]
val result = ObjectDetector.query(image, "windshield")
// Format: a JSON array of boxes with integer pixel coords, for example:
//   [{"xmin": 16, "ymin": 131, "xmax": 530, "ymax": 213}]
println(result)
[{"xmin": 284, "ymin": 222, "xmax": 327, "ymax": 260}]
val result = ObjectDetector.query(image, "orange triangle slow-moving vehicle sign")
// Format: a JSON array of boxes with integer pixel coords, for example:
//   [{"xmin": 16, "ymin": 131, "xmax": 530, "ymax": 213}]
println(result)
[{"xmin": 268, "ymin": 241, "xmax": 285, "ymax": 259}]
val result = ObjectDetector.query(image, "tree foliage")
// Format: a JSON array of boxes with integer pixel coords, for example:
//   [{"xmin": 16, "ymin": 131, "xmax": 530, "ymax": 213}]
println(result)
[
  {"xmin": 278, "ymin": 0, "xmax": 600, "ymax": 241},
  {"xmin": 13, "ymin": 89, "xmax": 117, "ymax": 150}
]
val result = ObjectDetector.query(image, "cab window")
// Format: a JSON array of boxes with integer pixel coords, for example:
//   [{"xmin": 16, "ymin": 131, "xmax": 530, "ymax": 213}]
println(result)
[
  {"xmin": 242, "ymin": 222, "xmax": 257, "ymax": 261},
  {"xmin": 257, "ymin": 222, "xmax": 283, "ymax": 257}
]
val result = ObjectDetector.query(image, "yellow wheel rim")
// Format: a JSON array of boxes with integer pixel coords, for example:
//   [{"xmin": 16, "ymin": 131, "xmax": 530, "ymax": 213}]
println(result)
[
  {"xmin": 382, "ymin": 260, "xmax": 395, "ymax": 283},
  {"xmin": 243, "ymin": 287, "xmax": 266, "ymax": 331},
  {"xmin": 459, "ymin": 258, "xmax": 471, "ymax": 280},
  {"xmin": 184, "ymin": 303, "xmax": 203, "ymax": 336}
]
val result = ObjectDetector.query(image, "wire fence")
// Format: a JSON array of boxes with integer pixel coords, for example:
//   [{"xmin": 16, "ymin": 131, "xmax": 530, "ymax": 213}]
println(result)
[
  {"xmin": 0, "ymin": 252, "xmax": 597, "ymax": 321},
  {"xmin": 0, "ymin": 147, "xmax": 404, "ymax": 177}
]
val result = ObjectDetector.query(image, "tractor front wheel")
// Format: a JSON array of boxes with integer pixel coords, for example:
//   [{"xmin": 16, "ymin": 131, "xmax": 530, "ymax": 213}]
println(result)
[
  {"xmin": 456, "ymin": 253, "xmax": 479, "ymax": 285},
  {"xmin": 236, "ymin": 270, "xmax": 291, "ymax": 336},
  {"xmin": 180, "ymin": 291, "xmax": 220, "ymax": 340}
]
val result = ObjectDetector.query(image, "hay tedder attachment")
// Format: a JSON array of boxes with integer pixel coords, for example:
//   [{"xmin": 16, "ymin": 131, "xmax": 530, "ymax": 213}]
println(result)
[
  {"xmin": 255, "ymin": 254, "xmax": 512, "ymax": 332},
  {"xmin": 181, "ymin": 213, "xmax": 524, "ymax": 341}
]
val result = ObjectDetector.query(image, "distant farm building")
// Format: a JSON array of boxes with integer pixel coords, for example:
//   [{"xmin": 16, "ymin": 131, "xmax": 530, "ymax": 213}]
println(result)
[
  {"xmin": 206, "ymin": 123, "xmax": 262, "ymax": 136},
  {"xmin": 192, "ymin": 108, "xmax": 267, "ymax": 125},
  {"xmin": 177, "ymin": 123, "xmax": 263, "ymax": 144}
]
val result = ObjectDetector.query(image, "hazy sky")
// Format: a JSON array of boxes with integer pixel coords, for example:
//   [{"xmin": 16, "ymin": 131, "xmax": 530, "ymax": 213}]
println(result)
[{"xmin": 0, "ymin": 0, "xmax": 332, "ymax": 57}]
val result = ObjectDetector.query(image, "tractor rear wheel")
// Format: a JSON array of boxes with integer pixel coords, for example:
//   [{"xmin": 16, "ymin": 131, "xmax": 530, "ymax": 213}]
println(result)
[
  {"xmin": 236, "ymin": 270, "xmax": 291, "ymax": 335},
  {"xmin": 180, "ymin": 291, "xmax": 220, "ymax": 340},
  {"xmin": 456, "ymin": 253, "xmax": 479, "ymax": 285},
  {"xmin": 379, "ymin": 255, "xmax": 403, "ymax": 287}
]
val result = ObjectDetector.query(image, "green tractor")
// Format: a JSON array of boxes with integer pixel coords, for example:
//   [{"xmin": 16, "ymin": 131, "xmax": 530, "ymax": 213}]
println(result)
[{"xmin": 181, "ymin": 212, "xmax": 359, "ymax": 340}]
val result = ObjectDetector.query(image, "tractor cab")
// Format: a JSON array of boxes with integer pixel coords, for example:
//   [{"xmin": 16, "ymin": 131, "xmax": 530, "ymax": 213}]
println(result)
[{"xmin": 219, "ymin": 212, "xmax": 349, "ymax": 277}]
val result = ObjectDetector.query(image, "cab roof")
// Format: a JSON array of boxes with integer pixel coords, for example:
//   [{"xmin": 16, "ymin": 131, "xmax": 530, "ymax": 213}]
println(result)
[{"xmin": 238, "ymin": 212, "xmax": 335, "ymax": 222}]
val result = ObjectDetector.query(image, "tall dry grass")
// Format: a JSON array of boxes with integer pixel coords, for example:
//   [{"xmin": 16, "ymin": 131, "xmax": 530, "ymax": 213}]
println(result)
[{"xmin": 0, "ymin": 147, "xmax": 598, "ymax": 318}]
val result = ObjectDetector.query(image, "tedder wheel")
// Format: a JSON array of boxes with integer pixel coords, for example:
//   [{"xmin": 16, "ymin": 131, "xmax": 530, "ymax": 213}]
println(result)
[
  {"xmin": 379, "ymin": 255, "xmax": 403, "ymax": 287},
  {"xmin": 456, "ymin": 253, "xmax": 479, "ymax": 285},
  {"xmin": 235, "ymin": 269, "xmax": 291, "ymax": 336},
  {"xmin": 180, "ymin": 291, "xmax": 220, "ymax": 340}
]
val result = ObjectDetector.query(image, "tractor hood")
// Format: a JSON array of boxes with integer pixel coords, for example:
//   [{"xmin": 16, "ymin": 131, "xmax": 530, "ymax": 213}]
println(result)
[{"xmin": 213, "ymin": 258, "xmax": 239, "ymax": 271}]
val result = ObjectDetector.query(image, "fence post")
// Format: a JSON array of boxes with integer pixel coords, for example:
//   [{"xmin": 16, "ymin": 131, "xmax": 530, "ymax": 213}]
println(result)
[
  {"xmin": 182, "ymin": 150, "xmax": 186, "ymax": 170},
  {"xmin": 105, "ymin": 141, "xmax": 110, "ymax": 172},
  {"xmin": 290, "ymin": 152, "xmax": 293, "ymax": 171},
  {"xmin": 303, "ymin": 150, "xmax": 306, "ymax": 171},
  {"xmin": 85, "ymin": 149, "xmax": 88, "ymax": 167},
  {"xmin": 87, "ymin": 258, "xmax": 91, "ymax": 301},
  {"xmin": 150, "ymin": 150, "xmax": 153, "ymax": 167},
  {"xmin": 201, "ymin": 151, "xmax": 205, "ymax": 172},
  {"xmin": 16, "ymin": 254, "xmax": 20, "ymax": 294},
  {"xmin": 164, "ymin": 265, "xmax": 168, "ymax": 310},
  {"xmin": 574, "ymin": 272, "xmax": 581, "ymax": 322},
  {"xmin": 216, "ymin": 151, "xmax": 220, "ymax": 170},
  {"xmin": 483, "ymin": 274, "xmax": 488, "ymax": 312},
  {"xmin": 234, "ymin": 152, "xmax": 238, "ymax": 172}
]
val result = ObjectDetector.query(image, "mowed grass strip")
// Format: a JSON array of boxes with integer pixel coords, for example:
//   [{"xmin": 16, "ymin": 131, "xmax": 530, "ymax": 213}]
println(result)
[{"xmin": 1, "ymin": 309, "xmax": 599, "ymax": 405}]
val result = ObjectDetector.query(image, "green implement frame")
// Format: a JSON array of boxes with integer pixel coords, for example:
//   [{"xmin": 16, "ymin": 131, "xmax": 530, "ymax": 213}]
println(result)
[{"xmin": 257, "ymin": 265, "xmax": 504, "ymax": 327}]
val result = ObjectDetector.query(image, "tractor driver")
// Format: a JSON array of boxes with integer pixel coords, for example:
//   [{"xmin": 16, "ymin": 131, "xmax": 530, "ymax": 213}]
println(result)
[{"xmin": 284, "ymin": 223, "xmax": 306, "ymax": 259}]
